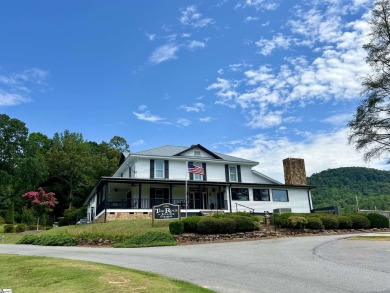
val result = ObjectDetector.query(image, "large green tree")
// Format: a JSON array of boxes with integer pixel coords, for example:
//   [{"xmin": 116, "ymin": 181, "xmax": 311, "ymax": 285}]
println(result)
[
  {"xmin": 0, "ymin": 114, "xmax": 28, "ymax": 210},
  {"xmin": 349, "ymin": 0, "xmax": 390, "ymax": 162},
  {"xmin": 47, "ymin": 130, "xmax": 92, "ymax": 208}
]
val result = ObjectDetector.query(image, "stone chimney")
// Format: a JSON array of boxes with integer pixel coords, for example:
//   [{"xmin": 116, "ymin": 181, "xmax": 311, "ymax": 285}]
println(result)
[{"xmin": 283, "ymin": 158, "xmax": 307, "ymax": 185}]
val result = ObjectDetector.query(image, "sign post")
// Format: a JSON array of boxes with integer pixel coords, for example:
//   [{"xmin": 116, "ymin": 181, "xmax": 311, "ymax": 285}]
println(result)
[{"xmin": 152, "ymin": 203, "xmax": 181, "ymax": 226}]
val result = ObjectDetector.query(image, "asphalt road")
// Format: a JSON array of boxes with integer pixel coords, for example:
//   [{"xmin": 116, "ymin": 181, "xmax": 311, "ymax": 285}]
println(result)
[{"xmin": 1, "ymin": 234, "xmax": 389, "ymax": 293}]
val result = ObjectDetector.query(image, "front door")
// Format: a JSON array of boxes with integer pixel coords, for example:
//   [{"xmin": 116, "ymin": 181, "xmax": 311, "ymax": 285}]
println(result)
[{"xmin": 189, "ymin": 189, "xmax": 208, "ymax": 209}]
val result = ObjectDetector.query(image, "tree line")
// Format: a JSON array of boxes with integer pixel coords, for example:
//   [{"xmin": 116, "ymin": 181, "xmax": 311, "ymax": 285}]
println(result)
[
  {"xmin": 308, "ymin": 167, "xmax": 390, "ymax": 213},
  {"xmin": 0, "ymin": 113, "xmax": 129, "ymax": 223}
]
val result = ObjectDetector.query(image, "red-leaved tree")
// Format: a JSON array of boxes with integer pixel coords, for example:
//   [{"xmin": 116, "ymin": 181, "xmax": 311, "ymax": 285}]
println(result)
[{"xmin": 22, "ymin": 187, "xmax": 57, "ymax": 230}]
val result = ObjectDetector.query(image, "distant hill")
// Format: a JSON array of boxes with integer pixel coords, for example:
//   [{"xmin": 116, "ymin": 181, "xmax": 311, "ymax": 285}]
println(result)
[{"xmin": 307, "ymin": 167, "xmax": 390, "ymax": 213}]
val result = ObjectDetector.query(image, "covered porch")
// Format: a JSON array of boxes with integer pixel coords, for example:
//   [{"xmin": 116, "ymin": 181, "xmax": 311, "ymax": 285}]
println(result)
[{"xmin": 90, "ymin": 178, "xmax": 230, "ymax": 221}]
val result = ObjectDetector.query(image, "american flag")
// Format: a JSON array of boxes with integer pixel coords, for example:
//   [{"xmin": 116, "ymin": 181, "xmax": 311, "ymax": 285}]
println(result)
[{"xmin": 188, "ymin": 162, "xmax": 204, "ymax": 175}]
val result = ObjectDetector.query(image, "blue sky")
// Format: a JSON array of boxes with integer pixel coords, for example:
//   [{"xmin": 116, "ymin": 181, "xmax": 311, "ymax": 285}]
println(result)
[{"xmin": 1, "ymin": 0, "xmax": 388, "ymax": 181}]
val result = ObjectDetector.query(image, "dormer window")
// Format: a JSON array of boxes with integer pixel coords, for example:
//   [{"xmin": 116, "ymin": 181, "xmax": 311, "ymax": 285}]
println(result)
[{"xmin": 194, "ymin": 150, "xmax": 201, "ymax": 156}]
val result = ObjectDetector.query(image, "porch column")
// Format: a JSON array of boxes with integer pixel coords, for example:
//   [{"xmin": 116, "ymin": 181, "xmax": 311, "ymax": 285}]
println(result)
[
  {"xmin": 169, "ymin": 184, "xmax": 173, "ymax": 203},
  {"xmin": 104, "ymin": 183, "xmax": 108, "ymax": 222},
  {"xmin": 138, "ymin": 183, "xmax": 142, "ymax": 209},
  {"xmin": 198, "ymin": 184, "xmax": 201, "ymax": 209},
  {"xmin": 218, "ymin": 185, "xmax": 221, "ymax": 209}
]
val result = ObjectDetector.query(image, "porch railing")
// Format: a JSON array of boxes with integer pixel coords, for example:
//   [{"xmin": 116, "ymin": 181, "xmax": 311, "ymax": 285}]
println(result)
[{"xmin": 97, "ymin": 198, "xmax": 228, "ymax": 210}]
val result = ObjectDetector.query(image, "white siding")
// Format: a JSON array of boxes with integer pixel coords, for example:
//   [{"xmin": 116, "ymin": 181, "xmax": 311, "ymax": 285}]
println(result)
[{"xmin": 232, "ymin": 187, "xmax": 311, "ymax": 213}]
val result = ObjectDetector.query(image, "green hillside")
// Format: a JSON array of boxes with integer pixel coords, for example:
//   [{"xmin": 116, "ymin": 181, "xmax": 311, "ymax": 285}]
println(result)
[{"xmin": 308, "ymin": 167, "xmax": 390, "ymax": 213}]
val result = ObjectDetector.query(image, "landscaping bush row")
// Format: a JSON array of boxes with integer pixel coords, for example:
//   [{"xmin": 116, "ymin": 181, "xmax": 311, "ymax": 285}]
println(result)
[
  {"xmin": 2, "ymin": 224, "xmax": 51, "ymax": 233},
  {"xmin": 273, "ymin": 212, "xmax": 389, "ymax": 230},
  {"xmin": 169, "ymin": 213, "xmax": 260, "ymax": 235},
  {"xmin": 113, "ymin": 231, "xmax": 176, "ymax": 248},
  {"xmin": 17, "ymin": 233, "xmax": 77, "ymax": 246}
]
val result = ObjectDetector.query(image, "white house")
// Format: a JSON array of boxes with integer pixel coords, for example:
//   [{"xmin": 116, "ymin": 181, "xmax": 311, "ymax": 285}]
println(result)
[{"xmin": 85, "ymin": 144, "xmax": 313, "ymax": 222}]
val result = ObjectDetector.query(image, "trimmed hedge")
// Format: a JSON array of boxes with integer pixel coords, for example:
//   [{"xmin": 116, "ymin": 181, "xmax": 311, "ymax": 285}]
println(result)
[
  {"xmin": 306, "ymin": 217, "xmax": 323, "ymax": 230},
  {"xmin": 366, "ymin": 213, "xmax": 389, "ymax": 228},
  {"xmin": 217, "ymin": 218, "xmax": 236, "ymax": 234},
  {"xmin": 182, "ymin": 216, "xmax": 202, "ymax": 233},
  {"xmin": 318, "ymin": 215, "xmax": 339, "ymax": 229},
  {"xmin": 15, "ymin": 224, "xmax": 27, "ymax": 233},
  {"xmin": 347, "ymin": 214, "xmax": 371, "ymax": 229},
  {"xmin": 197, "ymin": 217, "xmax": 220, "ymax": 234},
  {"xmin": 288, "ymin": 216, "xmax": 307, "ymax": 229},
  {"xmin": 233, "ymin": 216, "xmax": 259, "ymax": 232},
  {"xmin": 337, "ymin": 216, "xmax": 353, "ymax": 229},
  {"xmin": 3, "ymin": 224, "xmax": 14, "ymax": 233},
  {"xmin": 273, "ymin": 213, "xmax": 294, "ymax": 228},
  {"xmin": 169, "ymin": 221, "xmax": 184, "ymax": 235}
]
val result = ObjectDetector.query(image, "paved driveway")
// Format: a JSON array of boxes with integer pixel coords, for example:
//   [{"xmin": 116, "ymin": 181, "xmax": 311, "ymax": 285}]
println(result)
[{"xmin": 1, "ymin": 234, "xmax": 389, "ymax": 293}]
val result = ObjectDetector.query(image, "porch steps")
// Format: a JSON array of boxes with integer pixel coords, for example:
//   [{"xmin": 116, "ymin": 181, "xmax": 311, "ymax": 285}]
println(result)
[{"xmin": 200, "ymin": 210, "xmax": 225, "ymax": 216}]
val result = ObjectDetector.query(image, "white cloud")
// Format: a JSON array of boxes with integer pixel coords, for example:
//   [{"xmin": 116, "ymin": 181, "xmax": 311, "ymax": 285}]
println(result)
[
  {"xmin": 237, "ymin": 0, "xmax": 280, "ymax": 10},
  {"xmin": 199, "ymin": 117, "xmax": 212, "ymax": 122},
  {"xmin": 177, "ymin": 118, "xmax": 191, "ymax": 127},
  {"xmin": 187, "ymin": 40, "xmax": 206, "ymax": 50},
  {"xmin": 149, "ymin": 43, "xmax": 180, "ymax": 64},
  {"xmin": 244, "ymin": 16, "xmax": 260, "ymax": 23},
  {"xmin": 133, "ymin": 110, "xmax": 164, "ymax": 123},
  {"xmin": 256, "ymin": 34, "xmax": 292, "ymax": 56},
  {"xmin": 0, "ymin": 90, "xmax": 30, "ymax": 106},
  {"xmin": 322, "ymin": 113, "xmax": 353, "ymax": 126},
  {"xmin": 179, "ymin": 102, "xmax": 205, "ymax": 112},
  {"xmin": 146, "ymin": 33, "xmax": 156, "ymax": 41},
  {"xmin": 207, "ymin": 78, "xmax": 239, "ymax": 107},
  {"xmin": 0, "ymin": 67, "xmax": 49, "ymax": 106},
  {"xmin": 226, "ymin": 128, "xmax": 389, "ymax": 182},
  {"xmin": 208, "ymin": 3, "xmax": 372, "ymax": 128},
  {"xmin": 179, "ymin": 6, "xmax": 214, "ymax": 28},
  {"xmin": 132, "ymin": 139, "xmax": 145, "ymax": 146}
]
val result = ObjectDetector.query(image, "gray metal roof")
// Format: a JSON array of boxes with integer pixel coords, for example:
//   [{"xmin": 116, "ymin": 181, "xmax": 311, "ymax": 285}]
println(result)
[{"xmin": 133, "ymin": 145, "xmax": 257, "ymax": 164}]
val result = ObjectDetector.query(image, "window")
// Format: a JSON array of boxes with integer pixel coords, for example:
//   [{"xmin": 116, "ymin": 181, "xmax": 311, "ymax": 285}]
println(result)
[
  {"xmin": 193, "ymin": 162, "xmax": 203, "ymax": 181},
  {"xmin": 231, "ymin": 188, "xmax": 249, "ymax": 201},
  {"xmin": 194, "ymin": 150, "xmax": 201, "ymax": 156},
  {"xmin": 229, "ymin": 166, "xmax": 238, "ymax": 182},
  {"xmin": 253, "ymin": 189, "xmax": 270, "ymax": 201},
  {"xmin": 272, "ymin": 189, "xmax": 289, "ymax": 202},
  {"xmin": 155, "ymin": 160, "xmax": 164, "ymax": 178}
]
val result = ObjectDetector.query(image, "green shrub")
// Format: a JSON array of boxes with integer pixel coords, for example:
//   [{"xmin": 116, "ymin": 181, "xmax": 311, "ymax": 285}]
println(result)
[
  {"xmin": 233, "ymin": 216, "xmax": 259, "ymax": 232},
  {"xmin": 230, "ymin": 212, "xmax": 256, "ymax": 219},
  {"xmin": 27, "ymin": 225, "xmax": 37, "ymax": 231},
  {"xmin": 114, "ymin": 231, "xmax": 176, "ymax": 248},
  {"xmin": 348, "ymin": 214, "xmax": 371, "ymax": 229},
  {"xmin": 273, "ymin": 213, "xmax": 293, "ymax": 228},
  {"xmin": 366, "ymin": 213, "xmax": 389, "ymax": 228},
  {"xmin": 15, "ymin": 224, "xmax": 27, "ymax": 233},
  {"xmin": 319, "ymin": 215, "xmax": 339, "ymax": 229},
  {"xmin": 20, "ymin": 207, "xmax": 36, "ymax": 225},
  {"xmin": 4, "ymin": 203, "xmax": 15, "ymax": 224},
  {"xmin": 217, "ymin": 218, "xmax": 236, "ymax": 234},
  {"xmin": 182, "ymin": 216, "xmax": 202, "ymax": 233},
  {"xmin": 288, "ymin": 216, "xmax": 308, "ymax": 229},
  {"xmin": 0, "ymin": 216, "xmax": 5, "ymax": 225},
  {"xmin": 169, "ymin": 221, "xmax": 184, "ymax": 235},
  {"xmin": 337, "ymin": 216, "xmax": 353, "ymax": 229},
  {"xmin": 3, "ymin": 224, "xmax": 14, "ymax": 233},
  {"xmin": 197, "ymin": 217, "xmax": 219, "ymax": 234},
  {"xmin": 306, "ymin": 217, "xmax": 323, "ymax": 230},
  {"xmin": 18, "ymin": 233, "xmax": 77, "ymax": 246},
  {"xmin": 63, "ymin": 207, "xmax": 87, "ymax": 225}
]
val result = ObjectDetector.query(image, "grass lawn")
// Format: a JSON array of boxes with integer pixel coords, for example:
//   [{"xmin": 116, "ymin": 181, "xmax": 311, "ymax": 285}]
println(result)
[
  {"xmin": 0, "ymin": 225, "xmax": 26, "ymax": 244},
  {"xmin": 0, "ymin": 254, "xmax": 214, "ymax": 293},
  {"xmin": 349, "ymin": 236, "xmax": 390, "ymax": 241},
  {"xmin": 47, "ymin": 219, "xmax": 173, "ymax": 242}
]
